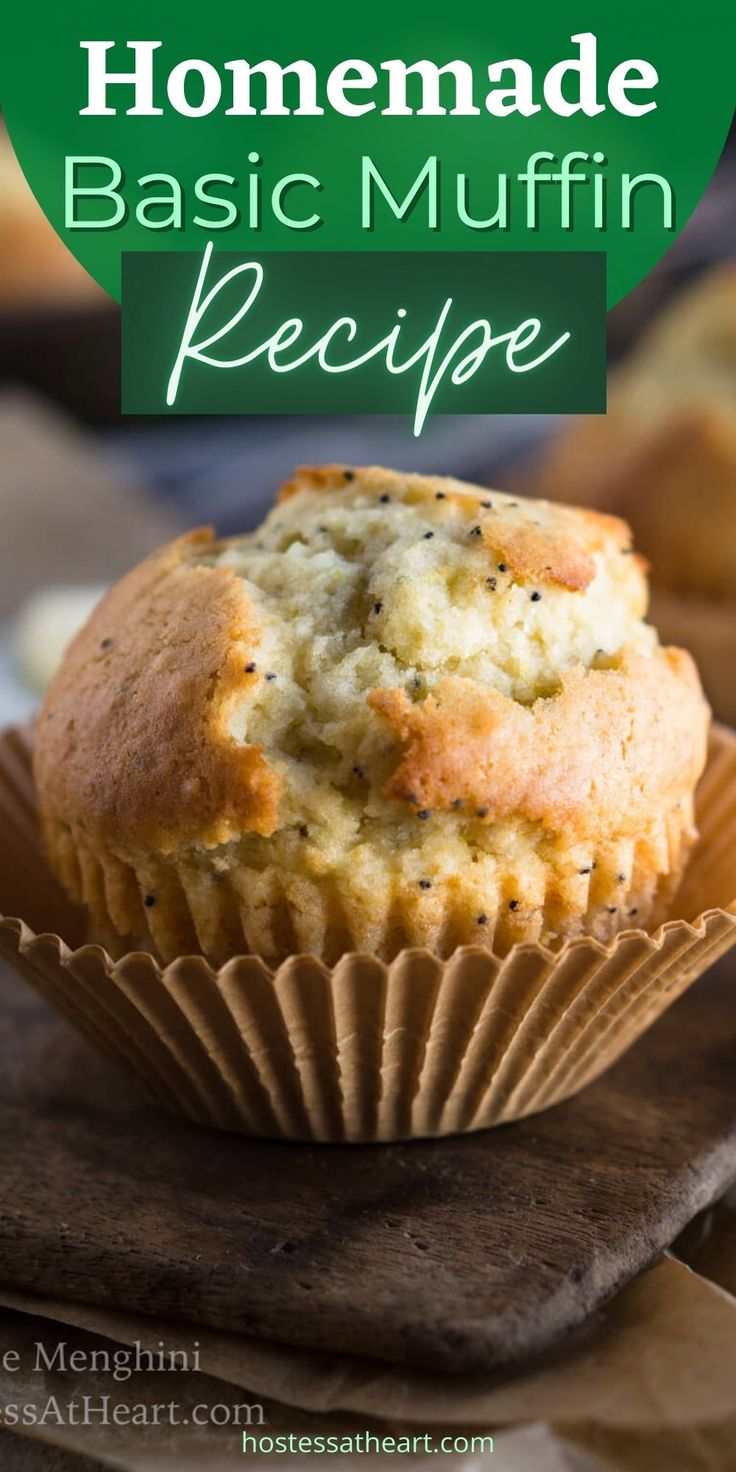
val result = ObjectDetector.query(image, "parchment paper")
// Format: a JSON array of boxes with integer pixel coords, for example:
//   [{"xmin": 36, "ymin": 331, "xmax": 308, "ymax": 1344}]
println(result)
[{"xmin": 0, "ymin": 1199, "xmax": 734, "ymax": 1471}]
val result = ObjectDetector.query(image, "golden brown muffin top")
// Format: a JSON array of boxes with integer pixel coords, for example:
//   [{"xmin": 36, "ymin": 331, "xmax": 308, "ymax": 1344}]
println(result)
[
  {"xmin": 35, "ymin": 466, "xmax": 708, "ymax": 867},
  {"xmin": 35, "ymin": 528, "xmax": 280, "ymax": 852}
]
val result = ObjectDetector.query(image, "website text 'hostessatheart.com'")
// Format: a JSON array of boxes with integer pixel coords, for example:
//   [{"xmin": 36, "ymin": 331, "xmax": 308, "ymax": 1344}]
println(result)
[{"xmin": 242, "ymin": 1431, "xmax": 495, "ymax": 1457}]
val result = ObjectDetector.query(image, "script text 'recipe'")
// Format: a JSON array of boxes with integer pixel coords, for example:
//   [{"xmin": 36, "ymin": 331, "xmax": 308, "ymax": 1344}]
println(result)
[{"xmin": 165, "ymin": 245, "xmax": 574, "ymax": 433}]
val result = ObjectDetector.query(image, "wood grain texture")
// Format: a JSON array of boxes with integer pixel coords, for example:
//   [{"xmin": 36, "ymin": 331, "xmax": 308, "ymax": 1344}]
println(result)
[{"xmin": 0, "ymin": 956, "xmax": 735, "ymax": 1376}]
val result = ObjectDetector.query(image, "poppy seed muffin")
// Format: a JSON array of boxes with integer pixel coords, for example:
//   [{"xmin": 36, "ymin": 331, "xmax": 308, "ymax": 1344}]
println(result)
[{"xmin": 35, "ymin": 465, "xmax": 710, "ymax": 966}]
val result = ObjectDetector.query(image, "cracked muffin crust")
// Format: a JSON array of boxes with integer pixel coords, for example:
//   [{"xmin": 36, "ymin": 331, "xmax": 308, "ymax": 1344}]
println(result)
[{"xmin": 35, "ymin": 465, "xmax": 710, "ymax": 966}]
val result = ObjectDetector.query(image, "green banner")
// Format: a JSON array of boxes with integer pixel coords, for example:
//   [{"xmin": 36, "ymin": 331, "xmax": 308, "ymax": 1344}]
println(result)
[
  {"xmin": 2, "ymin": 4, "xmax": 733, "ymax": 313},
  {"xmin": 122, "ymin": 249, "xmax": 605, "ymax": 428}
]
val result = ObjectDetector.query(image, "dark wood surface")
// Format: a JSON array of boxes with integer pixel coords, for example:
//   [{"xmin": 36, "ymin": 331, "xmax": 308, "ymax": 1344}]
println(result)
[
  {"xmin": 1, "ymin": 956, "xmax": 735, "ymax": 1377},
  {"xmin": 0, "ymin": 1428, "xmax": 105, "ymax": 1472}
]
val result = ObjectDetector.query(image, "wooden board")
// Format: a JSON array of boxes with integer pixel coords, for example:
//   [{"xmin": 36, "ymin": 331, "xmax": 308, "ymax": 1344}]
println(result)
[{"xmin": 1, "ymin": 955, "xmax": 735, "ymax": 1377}]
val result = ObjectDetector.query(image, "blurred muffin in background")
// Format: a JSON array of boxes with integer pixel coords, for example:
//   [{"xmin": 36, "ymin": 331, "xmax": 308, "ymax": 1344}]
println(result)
[
  {"xmin": 603, "ymin": 407, "xmax": 736, "ymax": 603},
  {"xmin": 519, "ymin": 263, "xmax": 736, "ymax": 509},
  {"xmin": 516, "ymin": 265, "xmax": 736, "ymax": 725},
  {"xmin": 0, "ymin": 122, "xmax": 102, "ymax": 309}
]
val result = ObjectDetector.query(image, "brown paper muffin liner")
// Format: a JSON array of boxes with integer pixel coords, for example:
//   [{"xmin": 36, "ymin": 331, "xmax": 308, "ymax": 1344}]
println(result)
[{"xmin": 1, "ymin": 724, "xmax": 735, "ymax": 1142}]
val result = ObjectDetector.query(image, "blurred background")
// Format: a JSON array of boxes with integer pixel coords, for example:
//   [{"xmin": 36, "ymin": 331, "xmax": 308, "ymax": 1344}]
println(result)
[{"xmin": 0, "ymin": 118, "xmax": 734, "ymax": 728}]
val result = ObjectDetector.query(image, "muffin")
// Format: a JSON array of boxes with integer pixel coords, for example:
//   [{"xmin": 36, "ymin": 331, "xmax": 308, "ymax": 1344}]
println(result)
[
  {"xmin": 518, "ymin": 262, "xmax": 736, "ymax": 509},
  {"xmin": 513, "ymin": 267, "xmax": 736, "ymax": 724},
  {"xmin": 34, "ymin": 466, "xmax": 710, "ymax": 968},
  {"xmin": 598, "ymin": 406, "xmax": 736, "ymax": 602}
]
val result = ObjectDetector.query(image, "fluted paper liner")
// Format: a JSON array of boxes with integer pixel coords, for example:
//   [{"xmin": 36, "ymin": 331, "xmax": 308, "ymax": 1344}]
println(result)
[{"xmin": 1, "ymin": 724, "xmax": 735, "ymax": 1142}]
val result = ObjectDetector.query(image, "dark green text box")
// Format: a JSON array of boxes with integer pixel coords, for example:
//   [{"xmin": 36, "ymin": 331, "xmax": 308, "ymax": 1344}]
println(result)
[{"xmin": 122, "ymin": 250, "xmax": 605, "ymax": 423}]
